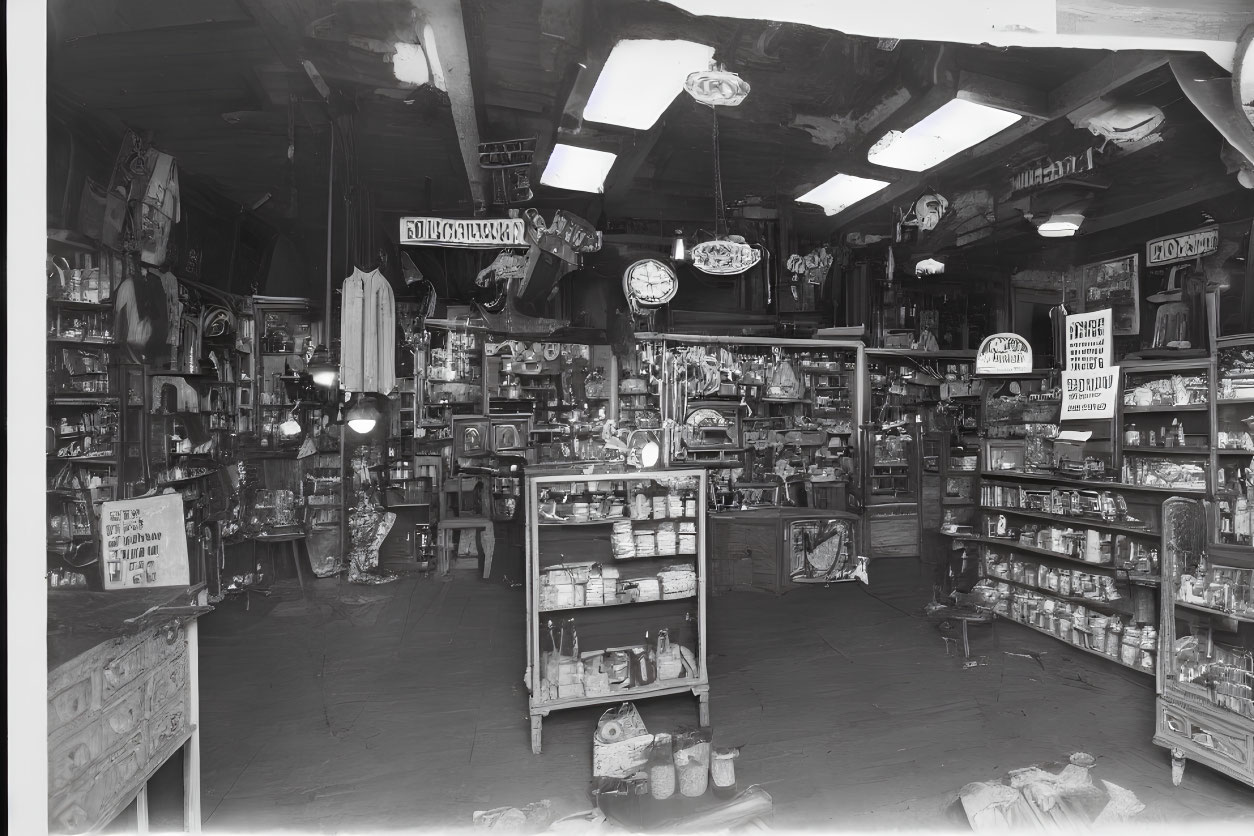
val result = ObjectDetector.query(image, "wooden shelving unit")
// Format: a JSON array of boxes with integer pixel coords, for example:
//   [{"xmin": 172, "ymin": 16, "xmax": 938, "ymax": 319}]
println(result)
[{"xmin": 525, "ymin": 468, "xmax": 709, "ymax": 754}]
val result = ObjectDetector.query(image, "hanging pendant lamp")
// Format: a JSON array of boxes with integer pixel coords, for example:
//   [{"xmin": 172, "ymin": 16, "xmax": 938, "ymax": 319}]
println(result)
[{"xmin": 688, "ymin": 103, "xmax": 761, "ymax": 276}]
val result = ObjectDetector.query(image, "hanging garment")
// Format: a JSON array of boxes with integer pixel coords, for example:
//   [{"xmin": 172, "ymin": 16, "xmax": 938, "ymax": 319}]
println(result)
[{"xmin": 340, "ymin": 267, "xmax": 396, "ymax": 393}]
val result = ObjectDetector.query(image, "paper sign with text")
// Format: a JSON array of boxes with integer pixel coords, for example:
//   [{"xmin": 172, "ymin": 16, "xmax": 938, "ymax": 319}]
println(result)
[
  {"xmin": 1066, "ymin": 308, "xmax": 1112, "ymax": 371},
  {"xmin": 100, "ymin": 493, "xmax": 191, "ymax": 589},
  {"xmin": 1062, "ymin": 366, "xmax": 1120, "ymax": 420}
]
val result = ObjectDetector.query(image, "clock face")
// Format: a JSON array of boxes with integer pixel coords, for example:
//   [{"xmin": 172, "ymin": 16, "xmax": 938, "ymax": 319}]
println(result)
[{"xmin": 624, "ymin": 259, "xmax": 678, "ymax": 307}]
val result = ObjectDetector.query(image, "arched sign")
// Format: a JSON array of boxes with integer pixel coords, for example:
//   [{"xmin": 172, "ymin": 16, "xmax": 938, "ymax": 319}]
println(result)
[{"xmin": 976, "ymin": 333, "xmax": 1033, "ymax": 375}]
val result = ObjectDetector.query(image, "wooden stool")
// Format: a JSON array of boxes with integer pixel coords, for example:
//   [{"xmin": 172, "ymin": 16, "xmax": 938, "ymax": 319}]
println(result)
[{"xmin": 251, "ymin": 532, "xmax": 308, "ymax": 592}]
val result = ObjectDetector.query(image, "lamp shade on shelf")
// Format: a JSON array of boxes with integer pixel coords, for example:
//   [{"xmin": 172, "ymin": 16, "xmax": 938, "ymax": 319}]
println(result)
[
  {"xmin": 307, "ymin": 345, "xmax": 338, "ymax": 388},
  {"xmin": 626, "ymin": 430, "xmax": 661, "ymax": 469},
  {"xmin": 346, "ymin": 395, "xmax": 382, "ymax": 434}
]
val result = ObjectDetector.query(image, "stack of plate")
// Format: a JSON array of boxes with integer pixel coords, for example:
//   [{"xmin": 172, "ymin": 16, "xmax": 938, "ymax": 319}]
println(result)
[
  {"xmin": 612, "ymin": 521, "xmax": 636, "ymax": 559},
  {"xmin": 571, "ymin": 502, "xmax": 590, "ymax": 523},
  {"xmin": 652, "ymin": 496, "xmax": 669, "ymax": 519},
  {"xmin": 635, "ymin": 531, "xmax": 657, "ymax": 557},
  {"xmin": 668, "ymin": 495, "xmax": 684, "ymax": 517}
]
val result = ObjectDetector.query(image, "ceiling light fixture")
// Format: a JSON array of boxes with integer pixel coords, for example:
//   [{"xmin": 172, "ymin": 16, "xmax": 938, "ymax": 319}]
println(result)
[
  {"xmin": 685, "ymin": 62, "xmax": 750, "ymax": 107},
  {"xmin": 1036, "ymin": 213, "xmax": 1086, "ymax": 238},
  {"xmin": 795, "ymin": 173, "xmax": 890, "ymax": 216},
  {"xmin": 867, "ymin": 99, "xmax": 1021, "ymax": 171},
  {"xmin": 915, "ymin": 258, "xmax": 945, "ymax": 275},
  {"xmin": 540, "ymin": 143, "xmax": 618, "ymax": 193},
  {"xmin": 583, "ymin": 39, "xmax": 716, "ymax": 130},
  {"xmin": 392, "ymin": 42, "xmax": 431, "ymax": 86}
]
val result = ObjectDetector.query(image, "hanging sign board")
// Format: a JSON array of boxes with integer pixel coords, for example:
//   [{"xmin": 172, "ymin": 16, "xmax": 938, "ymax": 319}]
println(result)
[
  {"xmin": 1062, "ymin": 307, "xmax": 1118, "ymax": 419},
  {"xmin": 1062, "ymin": 367, "xmax": 1120, "ymax": 420},
  {"xmin": 1065, "ymin": 308, "xmax": 1112, "ymax": 371},
  {"xmin": 1009, "ymin": 147, "xmax": 1097, "ymax": 195},
  {"xmin": 100, "ymin": 493, "xmax": 191, "ymax": 590},
  {"xmin": 975, "ymin": 333, "xmax": 1033, "ymax": 375},
  {"xmin": 400, "ymin": 216, "xmax": 527, "ymax": 248},
  {"xmin": 1145, "ymin": 225, "xmax": 1219, "ymax": 267}
]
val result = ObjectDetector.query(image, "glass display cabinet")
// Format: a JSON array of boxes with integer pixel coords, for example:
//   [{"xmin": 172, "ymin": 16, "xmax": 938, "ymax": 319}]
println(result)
[{"xmin": 1156, "ymin": 496, "xmax": 1254, "ymax": 788}]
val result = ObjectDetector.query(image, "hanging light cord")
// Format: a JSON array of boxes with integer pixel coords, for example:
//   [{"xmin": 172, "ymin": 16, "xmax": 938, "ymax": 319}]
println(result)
[{"xmin": 711, "ymin": 105, "xmax": 727, "ymax": 238}]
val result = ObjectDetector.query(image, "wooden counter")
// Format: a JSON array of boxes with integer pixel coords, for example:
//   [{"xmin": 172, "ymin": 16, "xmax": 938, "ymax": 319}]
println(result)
[
  {"xmin": 47, "ymin": 584, "xmax": 208, "ymax": 833},
  {"xmin": 708, "ymin": 507, "xmax": 859, "ymax": 594}
]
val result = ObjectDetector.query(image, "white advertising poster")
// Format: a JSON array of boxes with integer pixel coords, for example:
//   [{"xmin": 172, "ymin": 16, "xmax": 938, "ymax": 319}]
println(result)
[
  {"xmin": 1062, "ymin": 367, "xmax": 1120, "ymax": 420},
  {"xmin": 100, "ymin": 493, "xmax": 191, "ymax": 589},
  {"xmin": 1065, "ymin": 308, "xmax": 1112, "ymax": 371}
]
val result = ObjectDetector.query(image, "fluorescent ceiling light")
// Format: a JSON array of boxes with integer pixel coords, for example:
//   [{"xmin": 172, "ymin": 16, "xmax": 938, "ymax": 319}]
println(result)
[
  {"xmin": 583, "ymin": 39, "xmax": 716, "ymax": 130},
  {"xmin": 795, "ymin": 173, "xmax": 890, "ymax": 216},
  {"xmin": 392, "ymin": 43, "xmax": 430, "ymax": 85},
  {"xmin": 1037, "ymin": 213, "xmax": 1085, "ymax": 238},
  {"xmin": 540, "ymin": 144, "xmax": 618, "ymax": 193},
  {"xmin": 867, "ymin": 99, "xmax": 1021, "ymax": 171}
]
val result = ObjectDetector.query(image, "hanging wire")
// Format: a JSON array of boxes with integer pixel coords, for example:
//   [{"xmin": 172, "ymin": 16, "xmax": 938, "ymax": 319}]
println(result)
[{"xmin": 710, "ymin": 104, "xmax": 727, "ymax": 238}]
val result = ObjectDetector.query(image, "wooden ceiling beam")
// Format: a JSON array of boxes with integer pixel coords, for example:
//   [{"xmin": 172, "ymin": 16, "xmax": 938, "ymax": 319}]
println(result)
[
  {"xmin": 819, "ymin": 51, "xmax": 1174, "ymax": 236},
  {"xmin": 956, "ymin": 71, "xmax": 1049, "ymax": 119}
]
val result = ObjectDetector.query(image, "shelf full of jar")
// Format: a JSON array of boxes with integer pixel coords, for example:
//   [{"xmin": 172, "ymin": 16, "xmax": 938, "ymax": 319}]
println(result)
[{"xmin": 983, "ymin": 583, "xmax": 1157, "ymax": 675}]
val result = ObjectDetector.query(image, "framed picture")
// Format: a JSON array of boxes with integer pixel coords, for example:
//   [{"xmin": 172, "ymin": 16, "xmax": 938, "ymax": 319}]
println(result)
[
  {"xmin": 491, "ymin": 419, "xmax": 528, "ymax": 453},
  {"xmin": 1079, "ymin": 254, "xmax": 1139, "ymax": 335},
  {"xmin": 984, "ymin": 440, "xmax": 1026, "ymax": 473},
  {"xmin": 454, "ymin": 417, "xmax": 490, "ymax": 458}
]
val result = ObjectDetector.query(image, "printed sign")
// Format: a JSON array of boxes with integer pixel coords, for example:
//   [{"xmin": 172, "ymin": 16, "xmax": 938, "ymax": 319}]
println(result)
[
  {"xmin": 1146, "ymin": 225, "xmax": 1219, "ymax": 267},
  {"xmin": 100, "ymin": 494, "xmax": 191, "ymax": 590},
  {"xmin": 1010, "ymin": 147, "xmax": 1097, "ymax": 195},
  {"xmin": 1065, "ymin": 309, "xmax": 1112, "ymax": 371},
  {"xmin": 1062, "ymin": 367, "xmax": 1120, "ymax": 420},
  {"xmin": 975, "ymin": 333, "xmax": 1033, "ymax": 375},
  {"xmin": 400, "ymin": 217, "xmax": 527, "ymax": 248}
]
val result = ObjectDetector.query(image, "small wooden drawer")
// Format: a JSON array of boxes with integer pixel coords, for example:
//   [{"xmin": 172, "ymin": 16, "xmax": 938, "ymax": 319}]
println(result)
[
  {"xmin": 49, "ymin": 730, "xmax": 145, "ymax": 834},
  {"xmin": 101, "ymin": 639, "xmax": 147, "ymax": 699},
  {"xmin": 147, "ymin": 694, "xmax": 189, "ymax": 760},
  {"xmin": 48, "ymin": 673, "xmax": 96, "ymax": 733},
  {"xmin": 145, "ymin": 620, "xmax": 188, "ymax": 669},
  {"xmin": 147, "ymin": 653, "xmax": 188, "ymax": 715},
  {"xmin": 48, "ymin": 722, "xmax": 104, "ymax": 794},
  {"xmin": 100, "ymin": 681, "xmax": 148, "ymax": 753},
  {"xmin": 1160, "ymin": 704, "xmax": 1251, "ymax": 767}
]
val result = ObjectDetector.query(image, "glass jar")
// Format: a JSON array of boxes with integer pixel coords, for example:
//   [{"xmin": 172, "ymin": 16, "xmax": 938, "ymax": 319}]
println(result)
[
  {"xmin": 585, "ymin": 366, "xmax": 608, "ymax": 400},
  {"xmin": 648, "ymin": 734, "xmax": 676, "ymax": 800},
  {"xmin": 1105, "ymin": 618, "xmax": 1123, "ymax": 656},
  {"xmin": 1121, "ymin": 627, "xmax": 1142, "ymax": 666}
]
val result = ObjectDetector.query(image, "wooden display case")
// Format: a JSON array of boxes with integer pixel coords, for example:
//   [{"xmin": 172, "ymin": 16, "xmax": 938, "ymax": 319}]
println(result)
[
  {"xmin": 708, "ymin": 507, "xmax": 861, "ymax": 594},
  {"xmin": 525, "ymin": 469, "xmax": 709, "ymax": 754}
]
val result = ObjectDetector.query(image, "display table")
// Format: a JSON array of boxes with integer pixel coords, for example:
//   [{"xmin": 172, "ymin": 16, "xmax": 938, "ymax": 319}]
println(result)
[
  {"xmin": 708, "ymin": 507, "xmax": 861, "ymax": 594},
  {"xmin": 47, "ymin": 584, "xmax": 209, "ymax": 833}
]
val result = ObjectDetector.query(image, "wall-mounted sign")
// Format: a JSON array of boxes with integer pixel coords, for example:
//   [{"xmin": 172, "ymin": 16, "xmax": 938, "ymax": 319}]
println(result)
[
  {"xmin": 400, "ymin": 216, "xmax": 527, "ymax": 248},
  {"xmin": 100, "ymin": 494, "xmax": 191, "ymax": 590},
  {"xmin": 976, "ymin": 333, "xmax": 1033, "ymax": 375},
  {"xmin": 1145, "ymin": 225, "xmax": 1219, "ymax": 267},
  {"xmin": 1065, "ymin": 308, "xmax": 1112, "ymax": 371},
  {"xmin": 1062, "ymin": 366, "xmax": 1120, "ymax": 420},
  {"xmin": 690, "ymin": 239, "xmax": 761, "ymax": 275},
  {"xmin": 1009, "ymin": 147, "xmax": 1096, "ymax": 195}
]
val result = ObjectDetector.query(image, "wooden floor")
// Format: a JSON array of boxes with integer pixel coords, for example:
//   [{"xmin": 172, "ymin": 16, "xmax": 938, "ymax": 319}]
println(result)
[{"xmin": 197, "ymin": 559, "xmax": 1254, "ymax": 832}]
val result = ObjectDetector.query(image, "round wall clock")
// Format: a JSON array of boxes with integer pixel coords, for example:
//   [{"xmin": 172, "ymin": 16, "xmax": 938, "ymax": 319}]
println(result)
[{"xmin": 623, "ymin": 258, "xmax": 678, "ymax": 308}]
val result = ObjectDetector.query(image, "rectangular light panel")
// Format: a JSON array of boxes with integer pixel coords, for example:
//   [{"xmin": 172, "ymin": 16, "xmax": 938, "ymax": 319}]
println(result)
[
  {"xmin": 583, "ymin": 39, "xmax": 716, "ymax": 130},
  {"xmin": 540, "ymin": 143, "xmax": 618, "ymax": 193},
  {"xmin": 795, "ymin": 173, "xmax": 890, "ymax": 216},
  {"xmin": 867, "ymin": 98, "xmax": 1021, "ymax": 171}
]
